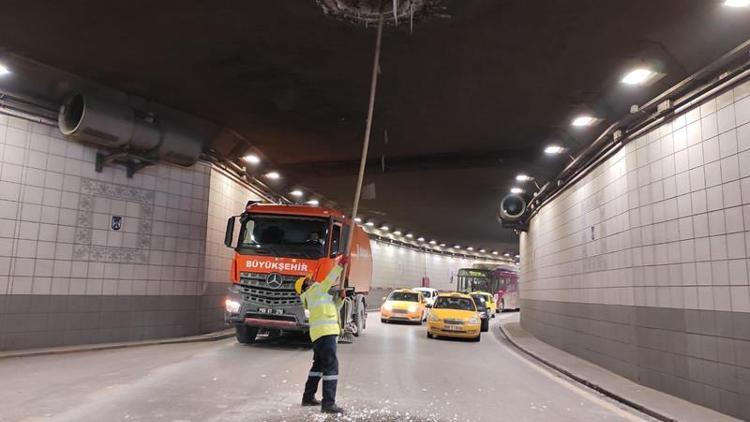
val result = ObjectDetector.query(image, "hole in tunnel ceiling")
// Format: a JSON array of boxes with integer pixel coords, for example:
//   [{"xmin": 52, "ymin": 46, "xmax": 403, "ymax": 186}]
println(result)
[{"xmin": 315, "ymin": 0, "xmax": 449, "ymax": 26}]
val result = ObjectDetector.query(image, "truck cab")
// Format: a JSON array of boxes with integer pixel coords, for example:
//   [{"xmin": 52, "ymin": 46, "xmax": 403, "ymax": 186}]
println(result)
[{"xmin": 223, "ymin": 203, "xmax": 372, "ymax": 343}]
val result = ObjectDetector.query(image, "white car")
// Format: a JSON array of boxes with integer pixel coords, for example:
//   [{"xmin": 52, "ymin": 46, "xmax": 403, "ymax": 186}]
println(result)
[{"xmin": 412, "ymin": 287, "xmax": 439, "ymax": 307}]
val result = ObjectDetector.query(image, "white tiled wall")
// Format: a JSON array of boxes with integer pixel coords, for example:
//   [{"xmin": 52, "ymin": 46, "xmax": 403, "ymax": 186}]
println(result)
[
  {"xmin": 0, "ymin": 115, "xmax": 212, "ymax": 298},
  {"xmin": 371, "ymin": 241, "xmax": 485, "ymax": 290},
  {"xmin": 522, "ymin": 79, "xmax": 750, "ymax": 313}
]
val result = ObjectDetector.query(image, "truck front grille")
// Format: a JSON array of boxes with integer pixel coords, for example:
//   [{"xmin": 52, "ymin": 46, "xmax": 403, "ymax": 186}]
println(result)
[{"xmin": 239, "ymin": 272, "xmax": 302, "ymax": 306}]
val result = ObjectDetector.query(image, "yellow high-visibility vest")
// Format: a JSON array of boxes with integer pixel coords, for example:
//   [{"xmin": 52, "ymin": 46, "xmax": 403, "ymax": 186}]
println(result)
[{"xmin": 301, "ymin": 265, "xmax": 343, "ymax": 342}]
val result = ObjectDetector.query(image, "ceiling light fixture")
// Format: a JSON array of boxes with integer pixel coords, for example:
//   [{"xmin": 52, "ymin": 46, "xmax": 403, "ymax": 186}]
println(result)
[
  {"xmin": 354, "ymin": 217, "xmax": 362, "ymax": 223},
  {"xmin": 479, "ymin": 249, "xmax": 486, "ymax": 253},
  {"xmin": 380, "ymin": 225, "xmax": 389, "ymax": 231},
  {"xmin": 492, "ymin": 251, "xmax": 499, "ymax": 255},
  {"xmin": 503, "ymin": 252, "xmax": 511, "ymax": 257},
  {"xmin": 429, "ymin": 240, "xmax": 437, "ymax": 245},
  {"xmin": 571, "ymin": 115, "xmax": 597, "ymax": 127},
  {"xmin": 544, "ymin": 145, "xmax": 566, "ymax": 155},
  {"xmin": 306, "ymin": 199, "xmax": 320, "ymax": 206},
  {"xmin": 467, "ymin": 246, "xmax": 474, "ymax": 251},
  {"xmin": 724, "ymin": 0, "xmax": 750, "ymax": 7},
  {"xmin": 510, "ymin": 187, "xmax": 524, "ymax": 194},
  {"xmin": 0, "ymin": 64, "xmax": 11, "ymax": 76},
  {"xmin": 621, "ymin": 67, "xmax": 658, "ymax": 85},
  {"xmin": 243, "ymin": 154, "xmax": 261, "ymax": 164},
  {"xmin": 515, "ymin": 174, "xmax": 534, "ymax": 182},
  {"xmin": 439, "ymin": 243, "xmax": 446, "ymax": 247},
  {"xmin": 393, "ymin": 230, "xmax": 402, "ymax": 236},
  {"xmin": 406, "ymin": 233, "xmax": 414, "ymax": 238},
  {"xmin": 289, "ymin": 190, "xmax": 304, "ymax": 197},
  {"xmin": 264, "ymin": 171, "xmax": 280, "ymax": 180},
  {"xmin": 417, "ymin": 237, "xmax": 425, "ymax": 242},
  {"xmin": 453, "ymin": 245, "xmax": 461, "ymax": 249},
  {"xmin": 365, "ymin": 221, "xmax": 375, "ymax": 227}
]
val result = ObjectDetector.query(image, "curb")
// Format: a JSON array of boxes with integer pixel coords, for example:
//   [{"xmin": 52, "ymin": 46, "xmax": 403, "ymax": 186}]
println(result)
[
  {"xmin": 0, "ymin": 329, "xmax": 235, "ymax": 360},
  {"xmin": 496, "ymin": 322, "xmax": 677, "ymax": 422}
]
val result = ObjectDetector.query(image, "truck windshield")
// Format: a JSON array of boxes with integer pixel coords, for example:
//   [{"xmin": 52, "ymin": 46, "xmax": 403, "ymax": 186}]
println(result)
[{"xmin": 237, "ymin": 214, "xmax": 330, "ymax": 259}]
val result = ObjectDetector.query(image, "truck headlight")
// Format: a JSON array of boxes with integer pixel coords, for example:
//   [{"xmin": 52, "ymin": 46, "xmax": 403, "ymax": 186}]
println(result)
[
  {"xmin": 468, "ymin": 317, "xmax": 480, "ymax": 324},
  {"xmin": 224, "ymin": 298, "xmax": 240, "ymax": 314},
  {"xmin": 408, "ymin": 303, "xmax": 418, "ymax": 313}
]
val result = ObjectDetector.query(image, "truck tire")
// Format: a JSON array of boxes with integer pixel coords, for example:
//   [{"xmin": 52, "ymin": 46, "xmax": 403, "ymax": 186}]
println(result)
[{"xmin": 235, "ymin": 324, "xmax": 258, "ymax": 344}]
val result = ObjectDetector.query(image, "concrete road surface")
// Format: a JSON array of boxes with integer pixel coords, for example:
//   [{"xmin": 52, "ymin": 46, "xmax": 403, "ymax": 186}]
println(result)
[{"xmin": 0, "ymin": 313, "xmax": 651, "ymax": 422}]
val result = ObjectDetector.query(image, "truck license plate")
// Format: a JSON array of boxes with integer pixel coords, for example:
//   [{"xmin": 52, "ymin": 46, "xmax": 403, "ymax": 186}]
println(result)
[
  {"xmin": 258, "ymin": 308, "xmax": 284, "ymax": 315},
  {"xmin": 444, "ymin": 324, "xmax": 462, "ymax": 331}
]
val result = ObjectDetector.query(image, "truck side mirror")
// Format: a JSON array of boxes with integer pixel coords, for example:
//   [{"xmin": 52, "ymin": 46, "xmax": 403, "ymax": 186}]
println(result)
[
  {"xmin": 341, "ymin": 224, "xmax": 351, "ymax": 255},
  {"xmin": 224, "ymin": 216, "xmax": 235, "ymax": 248}
]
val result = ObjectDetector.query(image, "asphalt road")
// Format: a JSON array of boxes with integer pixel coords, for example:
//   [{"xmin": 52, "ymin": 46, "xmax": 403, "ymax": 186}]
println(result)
[{"xmin": 0, "ymin": 313, "xmax": 651, "ymax": 422}]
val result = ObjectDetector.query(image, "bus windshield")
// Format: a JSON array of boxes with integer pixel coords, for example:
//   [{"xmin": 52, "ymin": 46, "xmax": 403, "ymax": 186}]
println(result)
[{"xmin": 237, "ymin": 214, "xmax": 330, "ymax": 259}]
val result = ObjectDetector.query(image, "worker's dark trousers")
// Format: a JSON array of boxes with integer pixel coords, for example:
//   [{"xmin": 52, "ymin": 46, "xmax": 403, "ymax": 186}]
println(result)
[{"xmin": 303, "ymin": 335, "xmax": 339, "ymax": 406}]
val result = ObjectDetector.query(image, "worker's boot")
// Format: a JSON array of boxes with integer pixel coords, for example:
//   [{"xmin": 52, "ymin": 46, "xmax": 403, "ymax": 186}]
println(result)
[
  {"xmin": 321, "ymin": 404, "xmax": 345, "ymax": 415},
  {"xmin": 301, "ymin": 397, "xmax": 321, "ymax": 406}
]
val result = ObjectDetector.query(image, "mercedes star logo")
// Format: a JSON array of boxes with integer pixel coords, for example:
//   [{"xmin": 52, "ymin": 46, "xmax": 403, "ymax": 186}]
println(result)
[{"xmin": 266, "ymin": 273, "xmax": 283, "ymax": 289}]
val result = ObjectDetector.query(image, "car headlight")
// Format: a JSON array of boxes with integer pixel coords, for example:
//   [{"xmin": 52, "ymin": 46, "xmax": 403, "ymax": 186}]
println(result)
[
  {"xmin": 429, "ymin": 314, "xmax": 441, "ymax": 322},
  {"xmin": 224, "ymin": 298, "xmax": 241, "ymax": 314},
  {"xmin": 408, "ymin": 303, "xmax": 418, "ymax": 313},
  {"xmin": 468, "ymin": 317, "xmax": 480, "ymax": 324},
  {"xmin": 383, "ymin": 303, "xmax": 393, "ymax": 311}
]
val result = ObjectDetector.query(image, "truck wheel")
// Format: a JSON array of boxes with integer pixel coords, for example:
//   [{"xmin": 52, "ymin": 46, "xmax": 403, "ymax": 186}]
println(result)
[{"xmin": 235, "ymin": 325, "xmax": 258, "ymax": 344}]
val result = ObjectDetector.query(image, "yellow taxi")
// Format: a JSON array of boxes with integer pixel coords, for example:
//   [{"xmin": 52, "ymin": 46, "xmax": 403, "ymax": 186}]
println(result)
[
  {"xmin": 474, "ymin": 291, "xmax": 497, "ymax": 316},
  {"xmin": 426, "ymin": 292, "xmax": 481, "ymax": 341},
  {"xmin": 380, "ymin": 289, "xmax": 427, "ymax": 324}
]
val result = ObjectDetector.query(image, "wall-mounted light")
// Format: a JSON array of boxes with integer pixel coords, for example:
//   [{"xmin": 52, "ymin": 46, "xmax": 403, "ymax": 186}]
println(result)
[
  {"xmin": 406, "ymin": 233, "xmax": 414, "ymax": 238},
  {"xmin": 492, "ymin": 251, "xmax": 499, "ymax": 255},
  {"xmin": 393, "ymin": 230, "xmax": 402, "ymax": 236},
  {"xmin": 289, "ymin": 190, "xmax": 303, "ymax": 197},
  {"xmin": 0, "ymin": 64, "xmax": 11, "ymax": 76},
  {"xmin": 440, "ymin": 243, "xmax": 446, "ymax": 247},
  {"xmin": 571, "ymin": 115, "xmax": 598, "ymax": 127},
  {"xmin": 417, "ymin": 237, "xmax": 425, "ymax": 242},
  {"xmin": 467, "ymin": 246, "xmax": 474, "ymax": 251},
  {"xmin": 365, "ymin": 221, "xmax": 375, "ymax": 227},
  {"xmin": 510, "ymin": 187, "xmax": 524, "ymax": 194},
  {"xmin": 380, "ymin": 225, "xmax": 389, "ymax": 231},
  {"xmin": 306, "ymin": 199, "xmax": 319, "ymax": 206},
  {"xmin": 264, "ymin": 171, "xmax": 280, "ymax": 180},
  {"xmin": 453, "ymin": 245, "xmax": 461, "ymax": 249},
  {"xmin": 429, "ymin": 240, "xmax": 437, "ymax": 245},
  {"xmin": 503, "ymin": 252, "xmax": 511, "ymax": 257}
]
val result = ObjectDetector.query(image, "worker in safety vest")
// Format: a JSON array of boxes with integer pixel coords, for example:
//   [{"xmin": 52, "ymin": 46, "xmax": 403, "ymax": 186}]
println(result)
[{"xmin": 295, "ymin": 258, "xmax": 347, "ymax": 415}]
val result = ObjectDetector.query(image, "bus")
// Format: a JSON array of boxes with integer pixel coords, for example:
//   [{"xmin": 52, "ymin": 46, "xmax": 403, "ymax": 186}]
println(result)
[{"xmin": 456, "ymin": 265, "xmax": 519, "ymax": 312}]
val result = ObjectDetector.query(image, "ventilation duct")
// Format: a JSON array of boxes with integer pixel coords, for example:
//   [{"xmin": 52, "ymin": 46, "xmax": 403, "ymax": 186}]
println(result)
[
  {"xmin": 58, "ymin": 93, "xmax": 203, "ymax": 166},
  {"xmin": 497, "ymin": 194, "xmax": 527, "ymax": 222}
]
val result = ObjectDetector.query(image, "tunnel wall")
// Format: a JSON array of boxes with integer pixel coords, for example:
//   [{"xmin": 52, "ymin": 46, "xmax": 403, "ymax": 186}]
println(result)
[
  {"xmin": 520, "ymin": 80, "xmax": 750, "ymax": 418},
  {"xmin": 0, "ymin": 113, "xmax": 487, "ymax": 350}
]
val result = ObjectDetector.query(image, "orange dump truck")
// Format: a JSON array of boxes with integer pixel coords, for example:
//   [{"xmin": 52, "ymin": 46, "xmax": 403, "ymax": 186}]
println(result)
[{"xmin": 223, "ymin": 202, "xmax": 372, "ymax": 343}]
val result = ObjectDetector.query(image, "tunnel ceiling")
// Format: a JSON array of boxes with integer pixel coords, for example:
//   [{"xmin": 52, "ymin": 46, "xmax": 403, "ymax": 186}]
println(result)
[{"xmin": 1, "ymin": 1, "xmax": 750, "ymax": 253}]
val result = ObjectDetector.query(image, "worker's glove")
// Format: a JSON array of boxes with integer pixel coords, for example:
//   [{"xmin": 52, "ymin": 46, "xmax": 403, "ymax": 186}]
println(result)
[
  {"xmin": 339, "ymin": 289, "xmax": 346, "ymax": 299},
  {"xmin": 339, "ymin": 255, "xmax": 350, "ymax": 266}
]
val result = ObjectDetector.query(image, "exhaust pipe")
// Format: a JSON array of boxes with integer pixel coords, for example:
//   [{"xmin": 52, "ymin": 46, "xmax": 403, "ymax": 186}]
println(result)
[{"xmin": 58, "ymin": 93, "xmax": 203, "ymax": 166}]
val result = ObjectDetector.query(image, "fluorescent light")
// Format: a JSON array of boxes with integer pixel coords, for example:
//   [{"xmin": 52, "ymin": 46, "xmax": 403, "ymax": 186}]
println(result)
[
  {"xmin": 0, "ymin": 64, "xmax": 10, "ymax": 76},
  {"xmin": 544, "ymin": 145, "xmax": 566, "ymax": 155},
  {"xmin": 621, "ymin": 68, "xmax": 657, "ymax": 85},
  {"xmin": 429, "ymin": 240, "xmax": 437, "ymax": 245},
  {"xmin": 365, "ymin": 221, "xmax": 375, "ymax": 227},
  {"xmin": 289, "ymin": 190, "xmax": 303, "ymax": 197},
  {"xmin": 306, "ymin": 199, "xmax": 319, "ymax": 206},
  {"xmin": 724, "ymin": 0, "xmax": 750, "ymax": 7},
  {"xmin": 264, "ymin": 171, "xmax": 280, "ymax": 180},
  {"xmin": 515, "ymin": 174, "xmax": 533, "ymax": 182},
  {"xmin": 492, "ymin": 251, "xmax": 499, "ymax": 255},
  {"xmin": 571, "ymin": 115, "xmax": 597, "ymax": 127},
  {"xmin": 393, "ymin": 230, "xmax": 402, "ymax": 236},
  {"xmin": 380, "ymin": 225, "xmax": 389, "ymax": 231},
  {"xmin": 243, "ymin": 154, "xmax": 261, "ymax": 164},
  {"xmin": 417, "ymin": 237, "xmax": 425, "ymax": 242},
  {"xmin": 510, "ymin": 187, "xmax": 524, "ymax": 194},
  {"xmin": 354, "ymin": 217, "xmax": 362, "ymax": 223},
  {"xmin": 406, "ymin": 233, "xmax": 414, "ymax": 238}
]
